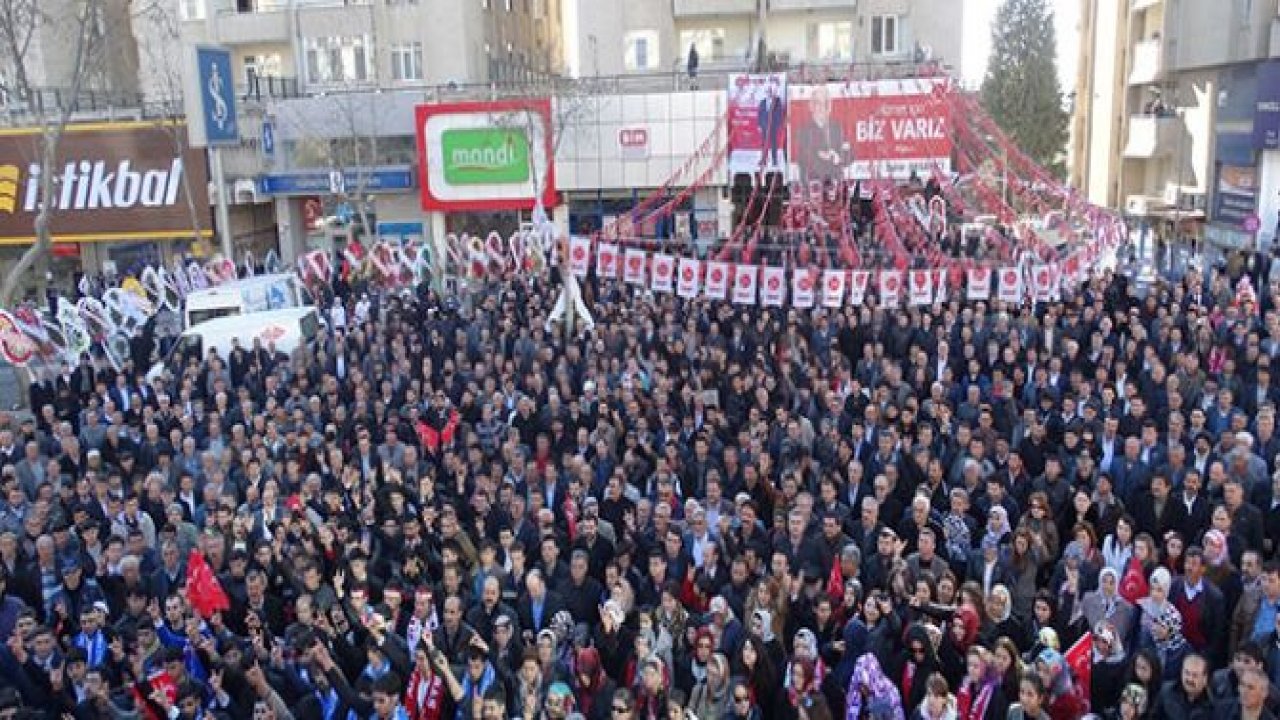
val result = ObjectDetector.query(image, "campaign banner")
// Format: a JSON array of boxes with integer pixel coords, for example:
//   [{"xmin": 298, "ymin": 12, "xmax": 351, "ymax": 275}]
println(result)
[
  {"xmin": 879, "ymin": 270, "xmax": 903, "ymax": 307},
  {"xmin": 1032, "ymin": 264, "xmax": 1055, "ymax": 302},
  {"xmin": 821, "ymin": 269, "xmax": 845, "ymax": 308},
  {"xmin": 997, "ymin": 267, "xmax": 1022, "ymax": 303},
  {"xmin": 597, "ymin": 242, "xmax": 619, "ymax": 279},
  {"xmin": 967, "ymin": 267, "xmax": 992, "ymax": 300},
  {"xmin": 705, "ymin": 261, "xmax": 730, "ymax": 300},
  {"xmin": 789, "ymin": 78, "xmax": 952, "ymax": 182},
  {"xmin": 732, "ymin": 264, "xmax": 758, "ymax": 305},
  {"xmin": 569, "ymin": 236, "xmax": 591, "ymax": 277},
  {"xmin": 760, "ymin": 266, "xmax": 785, "ymax": 306},
  {"xmin": 623, "ymin": 248, "xmax": 647, "ymax": 284},
  {"xmin": 849, "ymin": 271, "xmax": 870, "ymax": 306},
  {"xmin": 677, "ymin": 257, "xmax": 701, "ymax": 298},
  {"xmin": 1255, "ymin": 60, "xmax": 1280, "ymax": 150},
  {"xmin": 651, "ymin": 253, "xmax": 675, "ymax": 293},
  {"xmin": 792, "ymin": 268, "xmax": 816, "ymax": 309},
  {"xmin": 728, "ymin": 73, "xmax": 788, "ymax": 177}
]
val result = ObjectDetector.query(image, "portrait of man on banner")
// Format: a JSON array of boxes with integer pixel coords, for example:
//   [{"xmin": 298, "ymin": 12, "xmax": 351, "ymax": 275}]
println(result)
[
  {"xmin": 757, "ymin": 75, "xmax": 787, "ymax": 170},
  {"xmin": 795, "ymin": 85, "xmax": 850, "ymax": 183}
]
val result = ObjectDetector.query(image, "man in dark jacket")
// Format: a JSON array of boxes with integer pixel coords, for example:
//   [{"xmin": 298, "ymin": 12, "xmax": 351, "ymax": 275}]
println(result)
[{"xmin": 1152, "ymin": 653, "xmax": 1214, "ymax": 720}]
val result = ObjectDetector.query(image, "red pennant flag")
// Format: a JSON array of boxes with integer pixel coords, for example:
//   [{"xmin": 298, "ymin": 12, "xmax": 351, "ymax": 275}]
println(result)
[
  {"xmin": 130, "ymin": 669, "xmax": 177, "ymax": 720},
  {"xmin": 1119, "ymin": 557, "xmax": 1149, "ymax": 604},
  {"xmin": 185, "ymin": 550, "xmax": 230, "ymax": 620}
]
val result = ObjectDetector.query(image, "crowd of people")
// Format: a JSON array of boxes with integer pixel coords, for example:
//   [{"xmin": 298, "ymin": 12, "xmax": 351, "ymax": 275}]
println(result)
[{"xmin": 0, "ymin": 238, "xmax": 1279, "ymax": 720}]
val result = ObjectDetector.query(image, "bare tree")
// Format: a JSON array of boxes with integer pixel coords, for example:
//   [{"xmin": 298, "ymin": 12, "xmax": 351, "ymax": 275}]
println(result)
[
  {"xmin": 0, "ymin": 0, "xmax": 108, "ymax": 307},
  {"xmin": 130, "ymin": 0, "xmax": 208, "ymax": 255}
]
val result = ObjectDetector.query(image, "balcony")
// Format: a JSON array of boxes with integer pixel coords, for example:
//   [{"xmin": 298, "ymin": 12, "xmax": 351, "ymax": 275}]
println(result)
[
  {"xmin": 769, "ymin": 0, "xmax": 856, "ymax": 9},
  {"xmin": 1128, "ymin": 39, "xmax": 1164, "ymax": 84},
  {"xmin": 214, "ymin": 9, "xmax": 291, "ymax": 46},
  {"xmin": 1130, "ymin": 0, "xmax": 1162, "ymax": 12},
  {"xmin": 673, "ymin": 0, "xmax": 757, "ymax": 17},
  {"xmin": 1122, "ymin": 114, "xmax": 1179, "ymax": 158}
]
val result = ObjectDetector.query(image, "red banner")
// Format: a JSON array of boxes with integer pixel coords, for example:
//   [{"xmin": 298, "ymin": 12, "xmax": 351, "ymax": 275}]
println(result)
[{"xmin": 789, "ymin": 78, "xmax": 952, "ymax": 182}]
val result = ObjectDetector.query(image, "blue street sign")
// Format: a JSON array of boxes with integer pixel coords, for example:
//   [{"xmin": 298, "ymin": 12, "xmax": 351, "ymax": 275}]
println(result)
[
  {"xmin": 257, "ymin": 167, "xmax": 416, "ymax": 196},
  {"xmin": 261, "ymin": 119, "xmax": 275, "ymax": 157},
  {"xmin": 196, "ymin": 47, "xmax": 239, "ymax": 146}
]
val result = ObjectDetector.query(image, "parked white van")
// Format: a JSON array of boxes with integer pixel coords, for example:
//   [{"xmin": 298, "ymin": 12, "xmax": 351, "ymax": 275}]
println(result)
[
  {"xmin": 183, "ymin": 274, "xmax": 310, "ymax": 328},
  {"xmin": 147, "ymin": 306, "xmax": 323, "ymax": 381}
]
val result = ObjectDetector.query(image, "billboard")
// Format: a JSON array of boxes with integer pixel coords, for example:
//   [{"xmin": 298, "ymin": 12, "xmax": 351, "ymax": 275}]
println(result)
[
  {"xmin": 727, "ymin": 73, "xmax": 788, "ymax": 177},
  {"xmin": 788, "ymin": 78, "xmax": 952, "ymax": 182},
  {"xmin": 1254, "ymin": 60, "xmax": 1280, "ymax": 150},
  {"xmin": 415, "ymin": 99, "xmax": 556, "ymax": 212},
  {"xmin": 0, "ymin": 122, "xmax": 210, "ymax": 244},
  {"xmin": 194, "ymin": 47, "xmax": 239, "ymax": 147}
]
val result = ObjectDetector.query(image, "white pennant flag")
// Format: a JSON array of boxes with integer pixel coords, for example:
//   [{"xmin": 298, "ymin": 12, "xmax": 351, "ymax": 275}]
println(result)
[
  {"xmin": 822, "ymin": 269, "xmax": 845, "ymax": 308},
  {"xmin": 997, "ymin": 267, "xmax": 1022, "ymax": 304},
  {"xmin": 597, "ymin": 242, "xmax": 619, "ymax": 279},
  {"xmin": 966, "ymin": 267, "xmax": 991, "ymax": 300},
  {"xmin": 879, "ymin": 270, "xmax": 903, "ymax": 307},
  {"xmin": 908, "ymin": 270, "xmax": 933, "ymax": 307},
  {"xmin": 569, "ymin": 236, "xmax": 591, "ymax": 277},
  {"xmin": 1032, "ymin": 264, "xmax": 1054, "ymax": 302},
  {"xmin": 623, "ymin": 248, "xmax": 647, "ymax": 285},
  {"xmin": 761, "ymin": 266, "xmax": 786, "ymax": 307},
  {"xmin": 849, "ymin": 271, "xmax": 870, "ymax": 306},
  {"xmin": 792, "ymin": 268, "xmax": 816, "ymax": 309},
  {"xmin": 732, "ymin": 264, "xmax": 758, "ymax": 305},
  {"xmin": 677, "ymin": 257, "xmax": 701, "ymax": 298},
  {"xmin": 705, "ymin": 261, "xmax": 730, "ymax": 300},
  {"xmin": 651, "ymin": 253, "xmax": 675, "ymax": 293}
]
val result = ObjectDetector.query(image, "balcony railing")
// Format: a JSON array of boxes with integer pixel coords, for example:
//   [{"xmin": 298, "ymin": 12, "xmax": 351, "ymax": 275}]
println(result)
[
  {"xmin": 769, "ymin": 0, "xmax": 856, "ymax": 9},
  {"xmin": 1129, "ymin": 38, "xmax": 1164, "ymax": 84},
  {"xmin": 238, "ymin": 76, "xmax": 302, "ymax": 104},
  {"xmin": 1122, "ymin": 114, "xmax": 1179, "ymax": 158},
  {"xmin": 673, "ymin": 0, "xmax": 758, "ymax": 17},
  {"xmin": 213, "ymin": 8, "xmax": 291, "ymax": 45}
]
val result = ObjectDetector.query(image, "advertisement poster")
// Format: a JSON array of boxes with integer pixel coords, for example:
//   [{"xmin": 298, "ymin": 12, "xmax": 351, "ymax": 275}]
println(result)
[
  {"xmin": 1254, "ymin": 60, "xmax": 1280, "ymax": 150},
  {"xmin": 1214, "ymin": 164, "xmax": 1258, "ymax": 228},
  {"xmin": 728, "ymin": 73, "xmax": 788, "ymax": 177},
  {"xmin": 789, "ymin": 78, "xmax": 952, "ymax": 181}
]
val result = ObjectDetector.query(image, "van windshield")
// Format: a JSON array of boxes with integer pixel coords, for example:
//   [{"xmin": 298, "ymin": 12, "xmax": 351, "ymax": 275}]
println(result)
[{"xmin": 188, "ymin": 307, "xmax": 240, "ymax": 326}]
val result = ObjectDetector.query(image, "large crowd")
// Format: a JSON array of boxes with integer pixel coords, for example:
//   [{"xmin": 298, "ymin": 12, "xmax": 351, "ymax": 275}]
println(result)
[{"xmin": 1, "ymin": 238, "xmax": 1279, "ymax": 720}]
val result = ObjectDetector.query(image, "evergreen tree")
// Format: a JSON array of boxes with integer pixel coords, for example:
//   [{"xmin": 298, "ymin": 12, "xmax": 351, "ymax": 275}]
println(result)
[{"xmin": 981, "ymin": 0, "xmax": 1069, "ymax": 177}]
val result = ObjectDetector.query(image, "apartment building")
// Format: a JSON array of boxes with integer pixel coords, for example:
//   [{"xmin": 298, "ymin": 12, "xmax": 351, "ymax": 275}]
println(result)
[
  {"xmin": 562, "ymin": 0, "xmax": 964, "ymax": 78},
  {"xmin": 1069, "ymin": 0, "xmax": 1275, "ymax": 250}
]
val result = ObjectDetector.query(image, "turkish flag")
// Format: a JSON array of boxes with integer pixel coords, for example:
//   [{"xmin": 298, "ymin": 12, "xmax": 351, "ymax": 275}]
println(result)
[
  {"xmin": 1119, "ymin": 557, "xmax": 1149, "ymax": 604},
  {"xmin": 185, "ymin": 550, "xmax": 230, "ymax": 619},
  {"xmin": 1064, "ymin": 632, "xmax": 1092, "ymax": 704}
]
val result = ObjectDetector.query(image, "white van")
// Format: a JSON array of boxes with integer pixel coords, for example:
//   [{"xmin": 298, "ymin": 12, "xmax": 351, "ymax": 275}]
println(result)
[
  {"xmin": 183, "ymin": 274, "xmax": 310, "ymax": 328},
  {"xmin": 147, "ymin": 306, "xmax": 323, "ymax": 381}
]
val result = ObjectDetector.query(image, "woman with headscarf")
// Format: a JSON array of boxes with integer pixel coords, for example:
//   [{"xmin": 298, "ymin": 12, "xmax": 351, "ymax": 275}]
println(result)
[
  {"xmin": 1090, "ymin": 622, "xmax": 1129, "ymax": 713},
  {"xmin": 984, "ymin": 506, "xmax": 1011, "ymax": 549},
  {"xmin": 941, "ymin": 605, "xmax": 981, "ymax": 688},
  {"xmin": 896, "ymin": 623, "xmax": 944, "ymax": 712},
  {"xmin": 785, "ymin": 628, "xmax": 827, "ymax": 700},
  {"xmin": 1082, "ymin": 567, "xmax": 1136, "ymax": 644},
  {"xmin": 783, "ymin": 657, "xmax": 833, "ymax": 720},
  {"xmin": 1034, "ymin": 648, "xmax": 1086, "ymax": 720},
  {"xmin": 1201, "ymin": 527, "xmax": 1244, "ymax": 614},
  {"xmin": 980, "ymin": 585, "xmax": 1030, "ymax": 652},
  {"xmin": 1135, "ymin": 568, "xmax": 1176, "ymax": 653},
  {"xmin": 573, "ymin": 647, "xmax": 616, "ymax": 720},
  {"xmin": 750, "ymin": 608, "xmax": 787, "ymax": 675},
  {"xmin": 956, "ymin": 646, "xmax": 1008, "ymax": 720},
  {"xmin": 1145, "ymin": 603, "xmax": 1188, "ymax": 681},
  {"xmin": 845, "ymin": 653, "xmax": 906, "ymax": 720},
  {"xmin": 688, "ymin": 653, "xmax": 730, "ymax": 720},
  {"xmin": 633, "ymin": 656, "xmax": 671, "ymax": 720}
]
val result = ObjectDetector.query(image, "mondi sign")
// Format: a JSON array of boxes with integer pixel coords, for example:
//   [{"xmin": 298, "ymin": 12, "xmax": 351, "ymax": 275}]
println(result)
[
  {"xmin": 415, "ymin": 99, "xmax": 557, "ymax": 212},
  {"xmin": 0, "ymin": 122, "xmax": 210, "ymax": 243},
  {"xmin": 442, "ymin": 128, "xmax": 530, "ymax": 185}
]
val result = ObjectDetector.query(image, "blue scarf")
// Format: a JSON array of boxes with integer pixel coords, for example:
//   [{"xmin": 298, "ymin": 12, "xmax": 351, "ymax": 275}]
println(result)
[
  {"xmin": 456, "ymin": 663, "xmax": 495, "ymax": 720},
  {"xmin": 74, "ymin": 630, "xmax": 106, "ymax": 668}
]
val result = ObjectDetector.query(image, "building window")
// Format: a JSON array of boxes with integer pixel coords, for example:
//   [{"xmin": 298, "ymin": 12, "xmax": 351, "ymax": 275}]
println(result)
[
  {"xmin": 680, "ymin": 28, "xmax": 726, "ymax": 60},
  {"xmin": 179, "ymin": 0, "xmax": 204, "ymax": 20},
  {"xmin": 390, "ymin": 43, "xmax": 423, "ymax": 81},
  {"xmin": 810, "ymin": 20, "xmax": 853, "ymax": 61},
  {"xmin": 871, "ymin": 15, "xmax": 899, "ymax": 56},
  {"xmin": 303, "ymin": 36, "xmax": 373, "ymax": 85},
  {"xmin": 624, "ymin": 30, "xmax": 659, "ymax": 71},
  {"xmin": 242, "ymin": 54, "xmax": 283, "ymax": 83}
]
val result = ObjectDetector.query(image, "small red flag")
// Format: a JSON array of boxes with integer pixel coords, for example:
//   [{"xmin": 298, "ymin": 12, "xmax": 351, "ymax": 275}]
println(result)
[
  {"xmin": 185, "ymin": 550, "xmax": 230, "ymax": 620},
  {"xmin": 1119, "ymin": 557, "xmax": 1149, "ymax": 604},
  {"xmin": 826, "ymin": 557, "xmax": 844, "ymax": 603},
  {"xmin": 1064, "ymin": 631, "xmax": 1093, "ymax": 703}
]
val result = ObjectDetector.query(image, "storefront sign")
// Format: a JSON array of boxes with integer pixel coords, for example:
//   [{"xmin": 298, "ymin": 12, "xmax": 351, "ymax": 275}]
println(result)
[
  {"xmin": 1214, "ymin": 164, "xmax": 1258, "ymax": 228},
  {"xmin": 1254, "ymin": 60, "xmax": 1280, "ymax": 149},
  {"xmin": 0, "ymin": 122, "xmax": 210, "ymax": 243},
  {"xmin": 619, "ymin": 128, "xmax": 650, "ymax": 160},
  {"xmin": 415, "ymin": 99, "xmax": 557, "ymax": 212}
]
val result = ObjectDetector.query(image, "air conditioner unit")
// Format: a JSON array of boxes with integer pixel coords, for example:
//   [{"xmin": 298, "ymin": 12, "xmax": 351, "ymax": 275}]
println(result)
[{"xmin": 233, "ymin": 178, "xmax": 265, "ymax": 204}]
